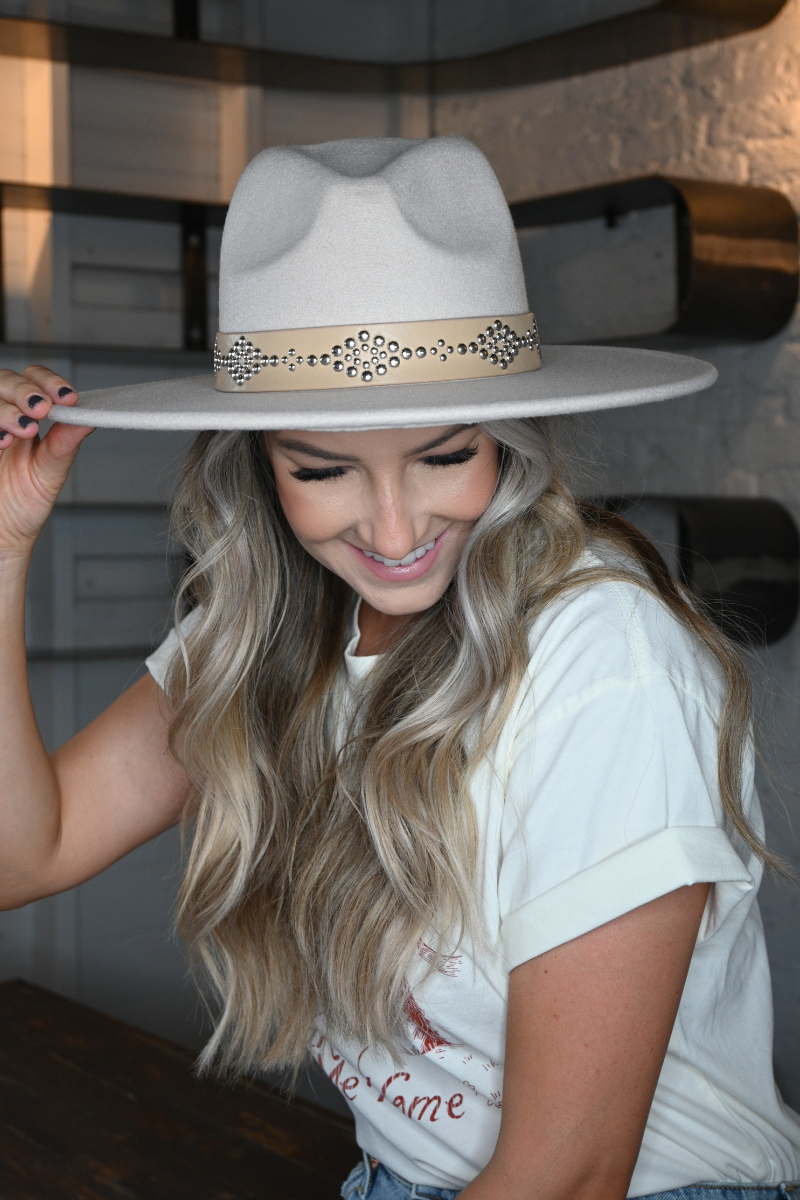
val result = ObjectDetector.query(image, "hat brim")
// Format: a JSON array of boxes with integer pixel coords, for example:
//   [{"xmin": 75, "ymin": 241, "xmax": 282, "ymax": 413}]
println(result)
[{"xmin": 48, "ymin": 345, "xmax": 716, "ymax": 432}]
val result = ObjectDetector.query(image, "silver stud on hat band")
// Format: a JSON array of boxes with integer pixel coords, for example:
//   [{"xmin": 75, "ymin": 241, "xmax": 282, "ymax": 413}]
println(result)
[{"xmin": 213, "ymin": 314, "xmax": 541, "ymax": 392}]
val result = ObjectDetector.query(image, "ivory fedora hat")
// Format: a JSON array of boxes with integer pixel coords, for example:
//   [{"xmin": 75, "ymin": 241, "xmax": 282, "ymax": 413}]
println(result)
[{"xmin": 51, "ymin": 137, "xmax": 716, "ymax": 432}]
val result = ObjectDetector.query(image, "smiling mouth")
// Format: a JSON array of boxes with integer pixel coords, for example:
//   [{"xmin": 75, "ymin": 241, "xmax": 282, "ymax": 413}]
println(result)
[{"xmin": 362, "ymin": 539, "xmax": 436, "ymax": 568}]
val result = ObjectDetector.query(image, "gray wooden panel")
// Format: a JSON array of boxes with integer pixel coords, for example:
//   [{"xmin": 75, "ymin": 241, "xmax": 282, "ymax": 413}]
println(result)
[
  {"xmin": 70, "ymin": 301, "xmax": 183, "ymax": 348},
  {"xmin": 0, "ymin": 0, "xmax": 172, "ymax": 33},
  {"xmin": 26, "ymin": 506, "xmax": 181, "ymax": 655},
  {"xmin": 64, "ymin": 427, "xmax": 197, "ymax": 505},
  {"xmin": 71, "ymin": 68, "xmax": 221, "ymax": 201},
  {"xmin": 64, "ymin": 0, "xmax": 172, "ymax": 34},
  {"xmin": 53, "ymin": 210, "xmax": 184, "ymax": 349},
  {"xmin": 75, "ymin": 828, "xmax": 206, "ymax": 1050},
  {"xmin": 69, "ymin": 213, "xmax": 182, "ymax": 272},
  {"xmin": 262, "ymin": 88, "xmax": 395, "ymax": 147},
  {"xmin": 198, "ymin": 0, "xmax": 659, "ymax": 62}
]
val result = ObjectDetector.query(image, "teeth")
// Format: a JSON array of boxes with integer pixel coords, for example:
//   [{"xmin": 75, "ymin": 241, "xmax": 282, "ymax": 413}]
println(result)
[{"xmin": 364, "ymin": 539, "xmax": 436, "ymax": 567}]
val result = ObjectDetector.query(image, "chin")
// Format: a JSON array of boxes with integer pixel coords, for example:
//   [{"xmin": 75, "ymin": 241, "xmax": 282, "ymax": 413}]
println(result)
[{"xmin": 363, "ymin": 581, "xmax": 445, "ymax": 616}]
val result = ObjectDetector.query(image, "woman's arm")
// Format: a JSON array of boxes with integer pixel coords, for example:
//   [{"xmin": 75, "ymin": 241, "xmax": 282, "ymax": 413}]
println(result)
[
  {"xmin": 0, "ymin": 365, "xmax": 190, "ymax": 909},
  {"xmin": 462, "ymin": 883, "xmax": 710, "ymax": 1200}
]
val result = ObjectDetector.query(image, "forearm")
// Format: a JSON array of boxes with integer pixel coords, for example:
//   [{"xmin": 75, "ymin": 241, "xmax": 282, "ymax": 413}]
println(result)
[
  {"xmin": 0, "ymin": 550, "xmax": 63, "ymax": 907},
  {"xmin": 0, "ymin": 370, "xmax": 177, "ymax": 904},
  {"xmin": 460, "ymin": 1149, "xmax": 630, "ymax": 1200},
  {"xmin": 464, "ymin": 887, "xmax": 710, "ymax": 1200}
]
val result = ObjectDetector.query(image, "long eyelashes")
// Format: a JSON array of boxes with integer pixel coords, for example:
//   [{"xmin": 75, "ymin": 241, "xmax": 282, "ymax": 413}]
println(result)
[
  {"xmin": 422, "ymin": 446, "xmax": 479, "ymax": 467},
  {"xmin": 290, "ymin": 446, "xmax": 479, "ymax": 482},
  {"xmin": 291, "ymin": 465, "xmax": 348, "ymax": 481}
]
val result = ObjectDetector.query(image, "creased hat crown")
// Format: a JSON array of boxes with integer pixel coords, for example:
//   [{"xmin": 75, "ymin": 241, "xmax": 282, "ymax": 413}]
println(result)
[{"xmin": 219, "ymin": 136, "xmax": 528, "ymax": 333}]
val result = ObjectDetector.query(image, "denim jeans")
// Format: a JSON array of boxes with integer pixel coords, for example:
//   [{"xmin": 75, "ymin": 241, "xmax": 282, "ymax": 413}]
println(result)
[{"xmin": 340, "ymin": 1157, "xmax": 800, "ymax": 1200}]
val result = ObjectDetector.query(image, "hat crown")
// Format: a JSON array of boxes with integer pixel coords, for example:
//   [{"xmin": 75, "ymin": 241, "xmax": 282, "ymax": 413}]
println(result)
[{"xmin": 219, "ymin": 136, "xmax": 528, "ymax": 333}]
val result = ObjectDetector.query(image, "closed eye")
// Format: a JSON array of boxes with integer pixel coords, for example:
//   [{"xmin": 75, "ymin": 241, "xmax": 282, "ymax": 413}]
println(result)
[
  {"xmin": 422, "ymin": 446, "xmax": 479, "ymax": 467},
  {"xmin": 289, "ymin": 445, "xmax": 478, "ymax": 480},
  {"xmin": 290, "ymin": 465, "xmax": 348, "ymax": 482}
]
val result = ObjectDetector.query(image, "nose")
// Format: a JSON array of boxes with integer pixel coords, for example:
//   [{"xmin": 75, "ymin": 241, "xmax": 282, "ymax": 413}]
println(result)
[{"xmin": 357, "ymin": 474, "xmax": 425, "ymax": 560}]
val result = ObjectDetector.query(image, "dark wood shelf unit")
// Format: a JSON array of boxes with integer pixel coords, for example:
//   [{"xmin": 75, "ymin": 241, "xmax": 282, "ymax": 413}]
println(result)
[
  {"xmin": 0, "ymin": 181, "xmax": 227, "ymax": 227},
  {"xmin": 512, "ymin": 176, "xmax": 799, "ymax": 341},
  {"xmin": 0, "ymin": 979, "xmax": 357, "ymax": 1200},
  {"xmin": 608, "ymin": 496, "xmax": 800, "ymax": 645},
  {"xmin": 0, "ymin": 1, "xmax": 787, "ymax": 93}
]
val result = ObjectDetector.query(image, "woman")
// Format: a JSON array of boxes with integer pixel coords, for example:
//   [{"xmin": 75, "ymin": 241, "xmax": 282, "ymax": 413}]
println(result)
[{"xmin": 0, "ymin": 136, "xmax": 798, "ymax": 1200}]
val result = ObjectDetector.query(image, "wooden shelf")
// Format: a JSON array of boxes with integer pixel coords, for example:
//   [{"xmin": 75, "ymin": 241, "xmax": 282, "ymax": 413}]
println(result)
[
  {"xmin": 609, "ymin": 497, "xmax": 800, "ymax": 645},
  {"xmin": 0, "ymin": 183, "xmax": 225, "ymax": 352},
  {"xmin": 4, "ymin": 175, "xmax": 797, "ymax": 349},
  {"xmin": 512, "ymin": 176, "xmax": 799, "ymax": 342},
  {"xmin": 0, "ymin": 182, "xmax": 226, "ymax": 227},
  {"xmin": 0, "ymin": 979, "xmax": 357, "ymax": 1200},
  {"xmin": 0, "ymin": 1, "xmax": 787, "ymax": 92}
]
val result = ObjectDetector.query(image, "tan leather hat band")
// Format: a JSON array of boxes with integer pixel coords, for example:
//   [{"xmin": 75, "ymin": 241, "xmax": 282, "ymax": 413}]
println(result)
[{"xmin": 213, "ymin": 313, "xmax": 540, "ymax": 392}]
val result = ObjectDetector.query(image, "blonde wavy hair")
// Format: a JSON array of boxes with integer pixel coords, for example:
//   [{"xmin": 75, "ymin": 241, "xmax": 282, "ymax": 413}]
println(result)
[{"xmin": 166, "ymin": 417, "xmax": 767, "ymax": 1078}]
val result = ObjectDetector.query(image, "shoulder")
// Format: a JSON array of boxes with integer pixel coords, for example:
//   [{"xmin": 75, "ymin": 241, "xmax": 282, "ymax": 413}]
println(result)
[
  {"xmin": 520, "ymin": 553, "xmax": 726, "ymax": 733},
  {"xmin": 494, "ymin": 560, "xmax": 754, "ymax": 967}
]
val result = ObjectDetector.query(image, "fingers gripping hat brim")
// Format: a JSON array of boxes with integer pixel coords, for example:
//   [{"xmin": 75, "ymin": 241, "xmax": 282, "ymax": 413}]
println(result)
[{"xmin": 49, "ymin": 345, "xmax": 717, "ymax": 432}]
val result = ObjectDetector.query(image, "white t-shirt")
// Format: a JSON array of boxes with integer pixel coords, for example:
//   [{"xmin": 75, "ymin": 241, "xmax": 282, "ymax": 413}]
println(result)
[{"xmin": 146, "ymin": 563, "xmax": 800, "ymax": 1197}]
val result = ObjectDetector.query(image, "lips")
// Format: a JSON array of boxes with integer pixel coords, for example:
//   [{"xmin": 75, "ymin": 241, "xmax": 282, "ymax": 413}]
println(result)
[{"xmin": 348, "ymin": 530, "xmax": 447, "ymax": 582}]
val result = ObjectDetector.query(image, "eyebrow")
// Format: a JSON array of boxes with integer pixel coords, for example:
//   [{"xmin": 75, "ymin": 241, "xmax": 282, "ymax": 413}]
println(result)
[{"xmin": 275, "ymin": 425, "xmax": 476, "ymax": 463}]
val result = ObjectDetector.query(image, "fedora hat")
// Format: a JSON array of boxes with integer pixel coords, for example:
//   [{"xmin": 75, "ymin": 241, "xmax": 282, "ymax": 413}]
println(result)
[{"xmin": 51, "ymin": 137, "xmax": 716, "ymax": 432}]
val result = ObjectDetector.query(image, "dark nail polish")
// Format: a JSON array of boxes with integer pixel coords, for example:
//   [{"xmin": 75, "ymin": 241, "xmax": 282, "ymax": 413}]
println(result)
[
  {"xmin": 18, "ymin": 416, "xmax": 35, "ymax": 429},
  {"xmin": 57, "ymin": 386, "xmax": 74, "ymax": 398},
  {"xmin": 27, "ymin": 394, "xmax": 45, "ymax": 409}
]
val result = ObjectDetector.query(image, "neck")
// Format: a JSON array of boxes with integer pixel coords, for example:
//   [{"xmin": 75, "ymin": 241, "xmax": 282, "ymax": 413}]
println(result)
[{"xmin": 355, "ymin": 599, "xmax": 421, "ymax": 656}]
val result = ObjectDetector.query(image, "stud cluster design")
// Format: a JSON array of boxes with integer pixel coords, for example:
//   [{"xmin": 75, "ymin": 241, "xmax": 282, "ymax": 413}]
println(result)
[{"xmin": 214, "ymin": 319, "xmax": 539, "ymax": 387}]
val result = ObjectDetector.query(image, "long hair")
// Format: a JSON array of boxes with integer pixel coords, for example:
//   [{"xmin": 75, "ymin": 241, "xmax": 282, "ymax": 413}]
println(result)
[{"xmin": 166, "ymin": 418, "xmax": 768, "ymax": 1077}]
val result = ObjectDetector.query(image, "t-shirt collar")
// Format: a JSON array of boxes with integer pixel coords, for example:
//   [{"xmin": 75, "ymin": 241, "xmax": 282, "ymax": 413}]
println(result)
[{"xmin": 344, "ymin": 596, "xmax": 378, "ymax": 682}]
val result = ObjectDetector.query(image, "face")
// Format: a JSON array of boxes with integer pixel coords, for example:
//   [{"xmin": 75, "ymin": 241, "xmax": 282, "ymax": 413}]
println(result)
[{"xmin": 264, "ymin": 424, "xmax": 499, "ymax": 618}]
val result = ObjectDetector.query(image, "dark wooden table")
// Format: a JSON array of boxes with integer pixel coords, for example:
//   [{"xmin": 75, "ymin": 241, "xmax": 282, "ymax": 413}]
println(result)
[{"xmin": 0, "ymin": 979, "xmax": 358, "ymax": 1199}]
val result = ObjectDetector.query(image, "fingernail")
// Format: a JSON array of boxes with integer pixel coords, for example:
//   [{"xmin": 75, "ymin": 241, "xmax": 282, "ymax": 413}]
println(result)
[
  {"xmin": 27, "ymin": 394, "xmax": 45, "ymax": 409},
  {"xmin": 18, "ymin": 416, "xmax": 36, "ymax": 429},
  {"xmin": 57, "ymin": 386, "xmax": 74, "ymax": 398}
]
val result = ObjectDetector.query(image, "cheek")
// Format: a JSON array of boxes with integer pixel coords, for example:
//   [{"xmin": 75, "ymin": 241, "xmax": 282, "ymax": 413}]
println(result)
[
  {"xmin": 273, "ymin": 476, "xmax": 350, "ymax": 545},
  {"xmin": 441, "ymin": 449, "xmax": 499, "ymax": 522}
]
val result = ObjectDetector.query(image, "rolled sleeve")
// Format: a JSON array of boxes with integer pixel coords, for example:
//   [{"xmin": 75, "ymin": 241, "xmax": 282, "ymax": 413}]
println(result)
[
  {"xmin": 501, "ymin": 825, "xmax": 753, "ymax": 969},
  {"xmin": 497, "ymin": 669, "xmax": 756, "ymax": 967}
]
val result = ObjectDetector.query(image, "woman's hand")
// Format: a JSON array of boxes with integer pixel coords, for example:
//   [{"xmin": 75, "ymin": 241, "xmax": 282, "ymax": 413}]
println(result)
[
  {"xmin": 0, "ymin": 365, "xmax": 94, "ymax": 557},
  {"xmin": 461, "ymin": 883, "xmax": 710, "ymax": 1200}
]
